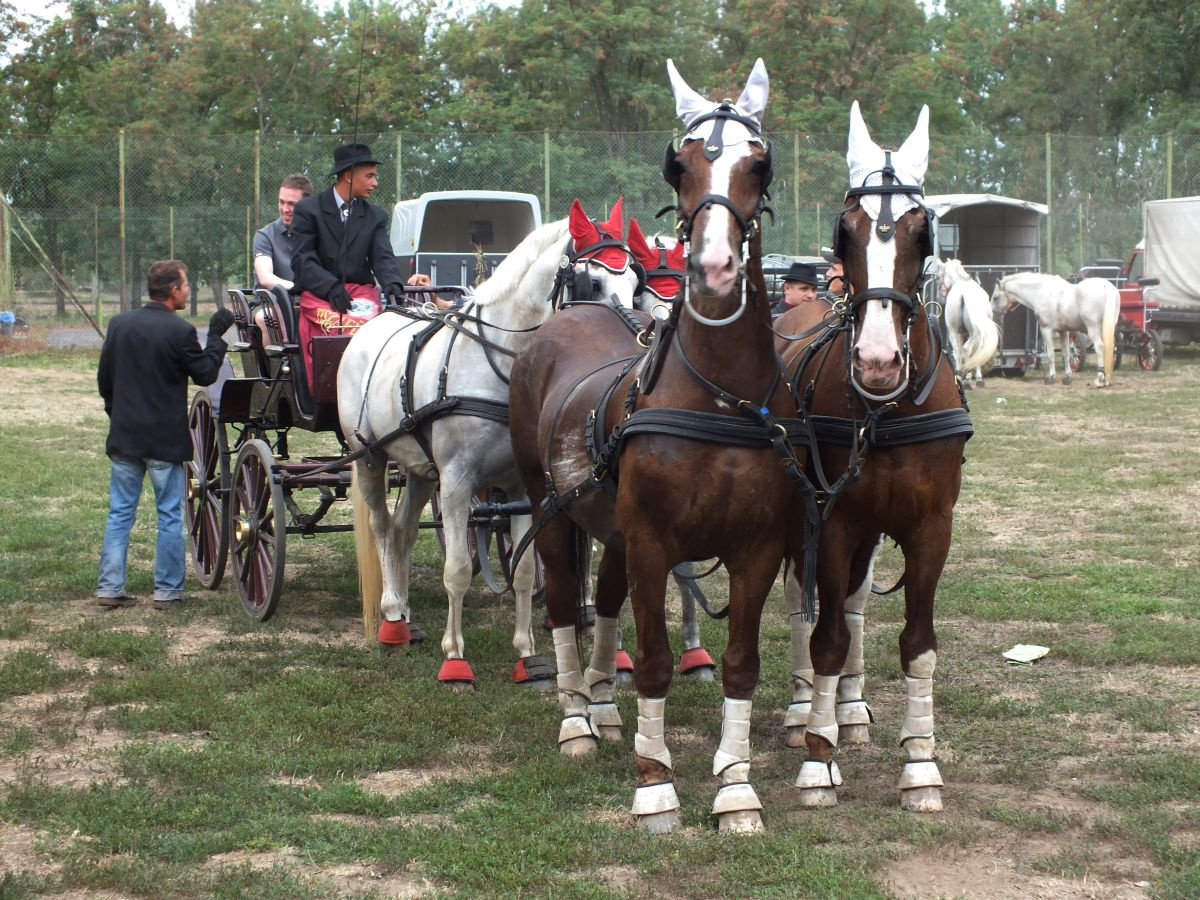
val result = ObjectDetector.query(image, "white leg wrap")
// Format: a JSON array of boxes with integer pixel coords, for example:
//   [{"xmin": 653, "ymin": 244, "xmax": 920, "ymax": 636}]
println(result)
[
  {"xmin": 631, "ymin": 780, "xmax": 680, "ymax": 816},
  {"xmin": 899, "ymin": 758, "xmax": 944, "ymax": 790},
  {"xmin": 634, "ymin": 696, "xmax": 672, "ymax": 770},
  {"xmin": 553, "ymin": 626, "xmax": 596, "ymax": 746},
  {"xmin": 795, "ymin": 758, "xmax": 843, "ymax": 789},
  {"xmin": 711, "ymin": 698, "xmax": 762, "ymax": 816},
  {"xmin": 585, "ymin": 617, "xmax": 622, "ymax": 730},
  {"xmin": 898, "ymin": 674, "xmax": 935, "ymax": 746},
  {"xmin": 806, "ymin": 674, "xmax": 839, "ymax": 747},
  {"xmin": 836, "ymin": 673, "xmax": 874, "ymax": 727}
]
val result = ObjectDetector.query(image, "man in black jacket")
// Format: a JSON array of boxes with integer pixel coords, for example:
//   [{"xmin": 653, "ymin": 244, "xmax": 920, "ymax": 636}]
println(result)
[
  {"xmin": 290, "ymin": 142, "xmax": 405, "ymax": 390},
  {"xmin": 96, "ymin": 260, "xmax": 234, "ymax": 610}
]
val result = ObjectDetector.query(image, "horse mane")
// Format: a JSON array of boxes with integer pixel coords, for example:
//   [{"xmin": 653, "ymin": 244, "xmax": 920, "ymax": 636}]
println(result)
[
  {"xmin": 945, "ymin": 258, "xmax": 969, "ymax": 282},
  {"xmin": 1004, "ymin": 270, "xmax": 1069, "ymax": 290},
  {"xmin": 468, "ymin": 218, "xmax": 571, "ymax": 308}
]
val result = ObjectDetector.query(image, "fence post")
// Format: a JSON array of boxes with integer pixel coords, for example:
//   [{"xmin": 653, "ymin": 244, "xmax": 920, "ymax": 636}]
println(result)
[
  {"xmin": 815, "ymin": 203, "xmax": 822, "ymax": 259},
  {"xmin": 1044, "ymin": 133, "xmax": 1053, "ymax": 274},
  {"xmin": 543, "ymin": 129, "xmax": 551, "ymax": 220},
  {"xmin": 0, "ymin": 203, "xmax": 10, "ymax": 307},
  {"xmin": 396, "ymin": 132, "xmax": 403, "ymax": 200},
  {"xmin": 793, "ymin": 131, "xmax": 801, "ymax": 255},
  {"xmin": 1166, "ymin": 133, "xmax": 1173, "ymax": 199},
  {"xmin": 254, "ymin": 131, "xmax": 262, "ymax": 230},
  {"xmin": 93, "ymin": 206, "xmax": 100, "ymax": 326},
  {"xmin": 119, "ymin": 128, "xmax": 127, "ymax": 312},
  {"xmin": 245, "ymin": 206, "xmax": 252, "ymax": 287},
  {"xmin": 169, "ymin": 206, "xmax": 174, "ymax": 259}
]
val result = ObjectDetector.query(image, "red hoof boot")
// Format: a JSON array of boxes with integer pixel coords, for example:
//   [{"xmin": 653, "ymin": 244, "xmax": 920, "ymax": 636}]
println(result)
[
  {"xmin": 679, "ymin": 647, "xmax": 716, "ymax": 676},
  {"xmin": 378, "ymin": 618, "xmax": 411, "ymax": 647},
  {"xmin": 438, "ymin": 658, "xmax": 475, "ymax": 687},
  {"xmin": 512, "ymin": 655, "xmax": 556, "ymax": 689},
  {"xmin": 614, "ymin": 649, "xmax": 634, "ymax": 676}
]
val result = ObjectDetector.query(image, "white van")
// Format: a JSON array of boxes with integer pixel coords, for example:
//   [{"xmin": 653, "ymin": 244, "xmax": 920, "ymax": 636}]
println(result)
[{"xmin": 389, "ymin": 190, "xmax": 542, "ymax": 289}]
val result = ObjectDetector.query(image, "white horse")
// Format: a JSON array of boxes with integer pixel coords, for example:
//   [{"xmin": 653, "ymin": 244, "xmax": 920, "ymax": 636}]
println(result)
[
  {"xmin": 937, "ymin": 259, "xmax": 1000, "ymax": 386},
  {"xmin": 339, "ymin": 201, "xmax": 641, "ymax": 689},
  {"xmin": 991, "ymin": 272, "xmax": 1118, "ymax": 387}
]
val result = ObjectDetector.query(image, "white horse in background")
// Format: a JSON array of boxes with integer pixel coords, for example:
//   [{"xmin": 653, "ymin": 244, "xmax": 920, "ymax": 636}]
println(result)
[
  {"xmin": 937, "ymin": 259, "xmax": 1000, "ymax": 386},
  {"xmin": 991, "ymin": 272, "xmax": 1118, "ymax": 387},
  {"xmin": 339, "ymin": 201, "xmax": 641, "ymax": 690}
]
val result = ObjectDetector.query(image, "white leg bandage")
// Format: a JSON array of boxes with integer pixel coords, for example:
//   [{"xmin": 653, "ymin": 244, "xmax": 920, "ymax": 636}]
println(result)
[
  {"xmin": 836, "ymin": 605, "xmax": 873, "ymax": 727},
  {"xmin": 711, "ymin": 698, "xmax": 762, "ymax": 815},
  {"xmin": 634, "ymin": 696, "xmax": 672, "ymax": 770},
  {"xmin": 806, "ymin": 674, "xmax": 840, "ymax": 747},
  {"xmin": 897, "ymin": 652, "xmax": 943, "ymax": 791},
  {"xmin": 586, "ymin": 616, "xmax": 621, "ymax": 729},
  {"xmin": 785, "ymin": 614, "xmax": 814, "ymax": 728},
  {"xmin": 553, "ymin": 626, "xmax": 595, "ymax": 743}
]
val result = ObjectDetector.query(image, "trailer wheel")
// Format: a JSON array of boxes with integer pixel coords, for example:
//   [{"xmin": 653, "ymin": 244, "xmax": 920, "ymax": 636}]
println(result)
[
  {"xmin": 185, "ymin": 392, "xmax": 229, "ymax": 589},
  {"xmin": 229, "ymin": 439, "xmax": 286, "ymax": 621},
  {"xmin": 1138, "ymin": 330, "xmax": 1163, "ymax": 371}
]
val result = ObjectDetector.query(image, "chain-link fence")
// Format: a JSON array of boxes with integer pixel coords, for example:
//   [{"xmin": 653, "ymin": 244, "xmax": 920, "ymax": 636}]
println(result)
[{"xmin": 2, "ymin": 129, "xmax": 1198, "ymax": 320}]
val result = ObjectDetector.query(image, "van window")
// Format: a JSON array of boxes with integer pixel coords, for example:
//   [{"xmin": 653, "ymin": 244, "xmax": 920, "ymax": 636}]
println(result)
[{"xmin": 418, "ymin": 200, "xmax": 537, "ymax": 253}]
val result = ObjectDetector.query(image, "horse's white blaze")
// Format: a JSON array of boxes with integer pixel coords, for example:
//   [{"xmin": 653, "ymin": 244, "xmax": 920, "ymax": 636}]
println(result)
[
  {"xmin": 855, "ymin": 232, "xmax": 904, "ymax": 382},
  {"xmin": 693, "ymin": 145, "xmax": 750, "ymax": 296}
]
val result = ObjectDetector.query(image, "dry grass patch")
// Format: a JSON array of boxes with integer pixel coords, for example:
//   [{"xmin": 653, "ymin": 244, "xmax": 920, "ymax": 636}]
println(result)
[{"xmin": 205, "ymin": 847, "xmax": 436, "ymax": 897}]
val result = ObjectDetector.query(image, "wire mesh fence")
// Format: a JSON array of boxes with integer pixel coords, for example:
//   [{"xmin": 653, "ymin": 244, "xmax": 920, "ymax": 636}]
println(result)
[{"xmin": 2, "ymin": 129, "xmax": 1197, "ymax": 320}]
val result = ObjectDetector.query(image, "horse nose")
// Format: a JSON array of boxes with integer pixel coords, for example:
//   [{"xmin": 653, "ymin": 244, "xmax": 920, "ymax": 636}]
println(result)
[
  {"xmin": 852, "ymin": 343, "xmax": 903, "ymax": 388},
  {"xmin": 690, "ymin": 242, "xmax": 736, "ymax": 294}
]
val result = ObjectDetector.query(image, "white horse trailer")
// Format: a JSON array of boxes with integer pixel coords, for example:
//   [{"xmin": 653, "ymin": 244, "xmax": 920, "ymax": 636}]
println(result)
[
  {"xmin": 926, "ymin": 193, "xmax": 1048, "ymax": 374},
  {"xmin": 390, "ymin": 190, "xmax": 543, "ymax": 289}
]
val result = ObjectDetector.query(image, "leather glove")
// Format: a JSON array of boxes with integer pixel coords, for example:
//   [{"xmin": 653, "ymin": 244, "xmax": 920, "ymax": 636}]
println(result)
[
  {"xmin": 328, "ymin": 284, "xmax": 352, "ymax": 314},
  {"xmin": 384, "ymin": 282, "xmax": 406, "ymax": 306},
  {"xmin": 208, "ymin": 307, "xmax": 235, "ymax": 335}
]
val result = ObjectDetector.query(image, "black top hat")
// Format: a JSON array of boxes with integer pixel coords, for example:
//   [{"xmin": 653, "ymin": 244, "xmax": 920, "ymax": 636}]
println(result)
[
  {"xmin": 330, "ymin": 143, "xmax": 380, "ymax": 176},
  {"xmin": 782, "ymin": 261, "xmax": 819, "ymax": 285}
]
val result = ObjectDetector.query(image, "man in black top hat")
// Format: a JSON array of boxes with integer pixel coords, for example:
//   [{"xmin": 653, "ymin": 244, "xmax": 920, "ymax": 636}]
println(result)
[
  {"xmin": 290, "ymin": 142, "xmax": 406, "ymax": 389},
  {"xmin": 771, "ymin": 260, "xmax": 820, "ymax": 317}
]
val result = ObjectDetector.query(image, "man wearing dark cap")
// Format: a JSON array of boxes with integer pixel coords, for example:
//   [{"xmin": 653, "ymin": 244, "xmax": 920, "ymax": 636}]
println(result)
[
  {"xmin": 290, "ymin": 142, "xmax": 406, "ymax": 389},
  {"xmin": 820, "ymin": 247, "xmax": 848, "ymax": 301},
  {"xmin": 771, "ymin": 261, "xmax": 820, "ymax": 317}
]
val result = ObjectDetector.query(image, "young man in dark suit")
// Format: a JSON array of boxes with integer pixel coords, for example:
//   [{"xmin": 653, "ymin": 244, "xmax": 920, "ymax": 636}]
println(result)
[
  {"xmin": 96, "ymin": 260, "xmax": 234, "ymax": 610},
  {"xmin": 290, "ymin": 143, "xmax": 406, "ymax": 389}
]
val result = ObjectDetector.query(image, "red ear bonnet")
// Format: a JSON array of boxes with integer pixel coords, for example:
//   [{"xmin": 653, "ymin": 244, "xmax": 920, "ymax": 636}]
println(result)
[
  {"xmin": 568, "ymin": 197, "xmax": 629, "ymax": 273},
  {"xmin": 628, "ymin": 218, "xmax": 685, "ymax": 302}
]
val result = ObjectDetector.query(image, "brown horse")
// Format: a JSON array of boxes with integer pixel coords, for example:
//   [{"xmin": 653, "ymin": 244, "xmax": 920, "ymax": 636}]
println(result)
[
  {"xmin": 509, "ymin": 59, "xmax": 807, "ymax": 833},
  {"xmin": 775, "ymin": 102, "xmax": 973, "ymax": 812}
]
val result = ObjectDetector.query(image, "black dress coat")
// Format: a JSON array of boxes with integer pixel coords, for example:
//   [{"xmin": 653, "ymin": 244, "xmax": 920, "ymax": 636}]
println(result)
[
  {"xmin": 290, "ymin": 188, "xmax": 404, "ymax": 299},
  {"xmin": 97, "ymin": 303, "xmax": 228, "ymax": 462}
]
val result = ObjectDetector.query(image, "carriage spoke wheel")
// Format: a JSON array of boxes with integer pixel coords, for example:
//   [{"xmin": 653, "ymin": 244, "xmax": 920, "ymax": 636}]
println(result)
[
  {"xmin": 1066, "ymin": 331, "xmax": 1088, "ymax": 374},
  {"xmin": 229, "ymin": 439, "xmax": 286, "ymax": 621},
  {"xmin": 185, "ymin": 392, "xmax": 229, "ymax": 589},
  {"xmin": 1138, "ymin": 330, "xmax": 1163, "ymax": 371}
]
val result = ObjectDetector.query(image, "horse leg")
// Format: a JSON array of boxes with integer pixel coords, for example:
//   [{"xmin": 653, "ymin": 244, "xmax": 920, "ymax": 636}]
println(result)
[
  {"xmin": 1042, "ymin": 325, "xmax": 1058, "ymax": 384},
  {"xmin": 949, "ymin": 328, "xmax": 968, "ymax": 389},
  {"xmin": 796, "ymin": 529, "xmax": 853, "ymax": 808},
  {"xmin": 837, "ymin": 537, "xmax": 882, "ymax": 745},
  {"xmin": 1089, "ymin": 324, "xmax": 1108, "ymax": 387},
  {"xmin": 675, "ymin": 563, "xmax": 715, "ymax": 680},
  {"xmin": 783, "ymin": 559, "xmax": 814, "ymax": 749},
  {"xmin": 584, "ymin": 547, "xmax": 628, "ymax": 741},
  {"xmin": 436, "ymin": 480, "xmax": 478, "ymax": 690},
  {"xmin": 1060, "ymin": 328, "xmax": 1074, "ymax": 385},
  {"xmin": 507, "ymin": 512, "xmax": 555, "ymax": 690},
  {"xmin": 358, "ymin": 458, "xmax": 425, "ymax": 649},
  {"xmin": 710, "ymin": 551, "xmax": 778, "ymax": 834},
  {"xmin": 627, "ymin": 544, "xmax": 681, "ymax": 833},
  {"xmin": 896, "ymin": 523, "xmax": 952, "ymax": 813}
]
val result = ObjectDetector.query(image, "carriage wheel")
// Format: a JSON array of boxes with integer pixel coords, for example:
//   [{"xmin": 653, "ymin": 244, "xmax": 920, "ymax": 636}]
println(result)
[
  {"xmin": 229, "ymin": 439, "xmax": 286, "ymax": 621},
  {"xmin": 1066, "ymin": 332, "xmax": 1088, "ymax": 374},
  {"xmin": 1137, "ymin": 330, "xmax": 1163, "ymax": 371},
  {"xmin": 185, "ymin": 392, "xmax": 229, "ymax": 589}
]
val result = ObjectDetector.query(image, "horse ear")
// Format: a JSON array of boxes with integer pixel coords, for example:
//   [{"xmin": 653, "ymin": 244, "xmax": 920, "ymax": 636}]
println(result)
[
  {"xmin": 601, "ymin": 197, "xmax": 624, "ymax": 238},
  {"xmin": 735, "ymin": 57, "xmax": 769, "ymax": 127},
  {"xmin": 846, "ymin": 100, "xmax": 879, "ymax": 174},
  {"xmin": 666, "ymin": 238, "xmax": 685, "ymax": 272},
  {"xmin": 667, "ymin": 59, "xmax": 710, "ymax": 128},
  {"xmin": 897, "ymin": 105, "xmax": 930, "ymax": 185},
  {"xmin": 568, "ymin": 199, "xmax": 600, "ymax": 248},
  {"xmin": 626, "ymin": 218, "xmax": 653, "ymax": 267}
]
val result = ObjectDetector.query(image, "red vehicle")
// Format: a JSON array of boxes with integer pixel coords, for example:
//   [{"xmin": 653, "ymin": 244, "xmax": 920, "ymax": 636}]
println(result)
[{"xmin": 1072, "ymin": 249, "xmax": 1163, "ymax": 371}]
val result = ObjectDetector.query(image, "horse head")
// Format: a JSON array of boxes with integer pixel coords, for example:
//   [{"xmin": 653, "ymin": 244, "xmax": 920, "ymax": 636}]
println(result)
[
  {"xmin": 990, "ymin": 276, "xmax": 1016, "ymax": 315},
  {"xmin": 836, "ymin": 101, "xmax": 933, "ymax": 395},
  {"xmin": 626, "ymin": 218, "xmax": 684, "ymax": 318},
  {"xmin": 564, "ymin": 197, "xmax": 640, "ymax": 309},
  {"xmin": 663, "ymin": 58, "xmax": 772, "ymax": 308}
]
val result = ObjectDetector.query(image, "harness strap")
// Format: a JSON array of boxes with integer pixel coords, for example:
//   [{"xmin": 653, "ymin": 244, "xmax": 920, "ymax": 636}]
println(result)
[{"xmin": 808, "ymin": 408, "xmax": 974, "ymax": 448}]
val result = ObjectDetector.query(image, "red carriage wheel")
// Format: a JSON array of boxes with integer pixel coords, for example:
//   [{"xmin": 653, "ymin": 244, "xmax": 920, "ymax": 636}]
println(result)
[
  {"xmin": 1066, "ymin": 331, "xmax": 1088, "ymax": 374},
  {"xmin": 185, "ymin": 392, "xmax": 229, "ymax": 589},
  {"xmin": 1138, "ymin": 330, "xmax": 1163, "ymax": 371},
  {"xmin": 229, "ymin": 438, "xmax": 286, "ymax": 621}
]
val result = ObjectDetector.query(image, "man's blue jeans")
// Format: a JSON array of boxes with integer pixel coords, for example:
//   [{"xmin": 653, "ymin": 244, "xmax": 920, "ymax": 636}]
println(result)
[{"xmin": 97, "ymin": 456, "xmax": 186, "ymax": 602}]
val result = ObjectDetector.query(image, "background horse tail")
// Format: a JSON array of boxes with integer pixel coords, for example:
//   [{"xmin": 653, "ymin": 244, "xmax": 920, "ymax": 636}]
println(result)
[
  {"xmin": 351, "ymin": 467, "xmax": 384, "ymax": 641},
  {"xmin": 1101, "ymin": 282, "xmax": 1119, "ymax": 379},
  {"xmin": 959, "ymin": 285, "xmax": 1001, "ymax": 374}
]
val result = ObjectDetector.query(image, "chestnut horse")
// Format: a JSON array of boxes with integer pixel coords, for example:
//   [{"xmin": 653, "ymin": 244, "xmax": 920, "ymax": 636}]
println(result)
[
  {"xmin": 775, "ymin": 101, "xmax": 973, "ymax": 812},
  {"xmin": 509, "ymin": 59, "xmax": 808, "ymax": 833}
]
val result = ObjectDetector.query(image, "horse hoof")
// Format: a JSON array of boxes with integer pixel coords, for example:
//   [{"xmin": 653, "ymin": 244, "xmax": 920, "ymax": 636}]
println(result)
[
  {"xmin": 614, "ymin": 649, "xmax": 634, "ymax": 684},
  {"xmin": 512, "ymin": 655, "xmax": 556, "ymax": 690},
  {"xmin": 1062, "ymin": 374, "xmax": 1073, "ymax": 385},
  {"xmin": 1043, "ymin": 375, "xmax": 1055, "ymax": 385},
  {"xmin": 377, "ymin": 618, "xmax": 412, "ymax": 651},
  {"xmin": 718, "ymin": 810, "xmax": 764, "ymax": 834},
  {"xmin": 595, "ymin": 725, "xmax": 623, "ymax": 742},
  {"xmin": 785, "ymin": 726, "xmax": 807, "ymax": 749},
  {"xmin": 900, "ymin": 786, "xmax": 943, "ymax": 812},
  {"xmin": 437, "ymin": 658, "xmax": 475, "ymax": 690},
  {"xmin": 798, "ymin": 787, "xmax": 838, "ymax": 808},
  {"xmin": 637, "ymin": 810, "xmax": 682, "ymax": 834},
  {"xmin": 962, "ymin": 380, "xmax": 973, "ymax": 391},
  {"xmin": 975, "ymin": 379, "xmax": 986, "ymax": 388},
  {"xmin": 839, "ymin": 724, "xmax": 871, "ymax": 746},
  {"xmin": 560, "ymin": 735, "xmax": 597, "ymax": 757},
  {"xmin": 679, "ymin": 647, "xmax": 716, "ymax": 680}
]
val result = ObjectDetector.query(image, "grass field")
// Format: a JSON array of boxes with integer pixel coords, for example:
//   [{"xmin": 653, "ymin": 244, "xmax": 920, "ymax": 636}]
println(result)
[{"xmin": 0, "ymin": 331, "xmax": 1197, "ymax": 899}]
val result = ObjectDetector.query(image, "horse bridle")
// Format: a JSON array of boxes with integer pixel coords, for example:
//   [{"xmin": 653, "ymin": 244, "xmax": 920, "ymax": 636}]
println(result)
[
  {"xmin": 658, "ymin": 103, "xmax": 774, "ymax": 327},
  {"xmin": 549, "ymin": 228, "xmax": 642, "ymax": 309}
]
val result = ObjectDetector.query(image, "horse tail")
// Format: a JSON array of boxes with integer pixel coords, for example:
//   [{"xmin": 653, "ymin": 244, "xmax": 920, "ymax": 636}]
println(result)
[
  {"xmin": 1101, "ymin": 283, "xmax": 1118, "ymax": 380},
  {"xmin": 959, "ymin": 286, "xmax": 1000, "ymax": 374},
  {"xmin": 351, "ymin": 465, "xmax": 384, "ymax": 642}
]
